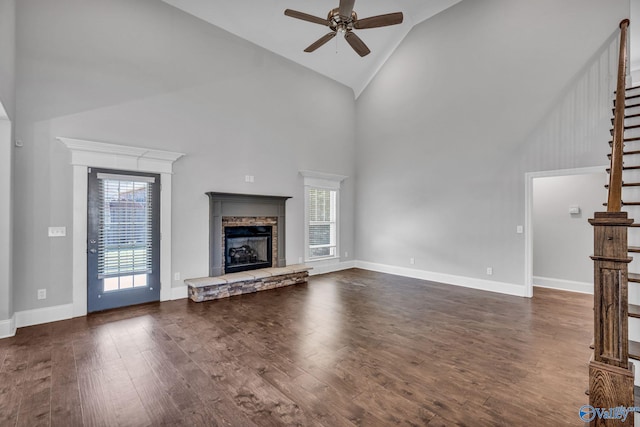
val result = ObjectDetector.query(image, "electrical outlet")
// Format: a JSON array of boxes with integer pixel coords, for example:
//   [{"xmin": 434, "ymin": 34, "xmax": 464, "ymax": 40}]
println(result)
[
  {"xmin": 345, "ymin": 251, "xmax": 348, "ymax": 258},
  {"xmin": 486, "ymin": 267, "xmax": 493, "ymax": 276},
  {"xmin": 410, "ymin": 257, "xmax": 415, "ymax": 265},
  {"xmin": 298, "ymin": 256, "xmax": 303, "ymax": 264},
  {"xmin": 37, "ymin": 289, "xmax": 46, "ymax": 300},
  {"xmin": 516, "ymin": 225, "xmax": 523, "ymax": 234},
  {"xmin": 245, "ymin": 175, "xmax": 255, "ymax": 183},
  {"xmin": 174, "ymin": 272, "xmax": 181, "ymax": 281},
  {"xmin": 48, "ymin": 226, "xmax": 66, "ymax": 237}
]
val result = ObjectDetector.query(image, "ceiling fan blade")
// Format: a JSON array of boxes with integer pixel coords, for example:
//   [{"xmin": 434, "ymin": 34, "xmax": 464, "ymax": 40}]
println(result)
[
  {"xmin": 338, "ymin": 0, "xmax": 355, "ymax": 18},
  {"xmin": 284, "ymin": 9, "xmax": 330, "ymax": 26},
  {"xmin": 304, "ymin": 32, "xmax": 337, "ymax": 52},
  {"xmin": 344, "ymin": 31, "xmax": 371, "ymax": 57},
  {"xmin": 354, "ymin": 12, "xmax": 404, "ymax": 29}
]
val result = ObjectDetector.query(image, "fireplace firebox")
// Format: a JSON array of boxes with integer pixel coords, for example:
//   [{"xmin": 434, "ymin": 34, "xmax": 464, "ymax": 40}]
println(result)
[{"xmin": 224, "ymin": 226, "xmax": 272, "ymax": 274}]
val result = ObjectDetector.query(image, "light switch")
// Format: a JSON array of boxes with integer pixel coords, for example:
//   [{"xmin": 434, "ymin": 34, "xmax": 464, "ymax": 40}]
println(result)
[{"xmin": 569, "ymin": 206, "xmax": 581, "ymax": 215}]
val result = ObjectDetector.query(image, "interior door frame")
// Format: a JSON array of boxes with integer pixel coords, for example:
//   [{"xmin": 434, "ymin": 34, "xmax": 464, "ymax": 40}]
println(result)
[
  {"xmin": 58, "ymin": 137, "xmax": 184, "ymax": 317},
  {"xmin": 524, "ymin": 165, "xmax": 607, "ymax": 299},
  {"xmin": 0, "ymin": 113, "xmax": 14, "ymax": 338}
]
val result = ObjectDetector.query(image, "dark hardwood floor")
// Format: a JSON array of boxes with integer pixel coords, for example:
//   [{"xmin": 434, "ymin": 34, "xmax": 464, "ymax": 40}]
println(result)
[{"xmin": 0, "ymin": 269, "xmax": 592, "ymax": 426}]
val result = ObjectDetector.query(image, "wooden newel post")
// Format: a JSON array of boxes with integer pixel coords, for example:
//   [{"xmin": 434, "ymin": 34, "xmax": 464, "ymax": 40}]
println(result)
[
  {"xmin": 608, "ymin": 19, "xmax": 630, "ymax": 212},
  {"xmin": 589, "ymin": 211, "xmax": 634, "ymax": 426}
]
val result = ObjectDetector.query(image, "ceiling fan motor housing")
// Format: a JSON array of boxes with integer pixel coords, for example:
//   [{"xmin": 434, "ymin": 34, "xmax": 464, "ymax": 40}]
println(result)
[{"xmin": 329, "ymin": 8, "xmax": 357, "ymax": 32}]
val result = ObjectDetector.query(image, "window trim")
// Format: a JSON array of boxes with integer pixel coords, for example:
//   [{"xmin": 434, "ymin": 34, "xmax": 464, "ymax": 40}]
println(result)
[{"xmin": 300, "ymin": 170, "xmax": 347, "ymax": 263}]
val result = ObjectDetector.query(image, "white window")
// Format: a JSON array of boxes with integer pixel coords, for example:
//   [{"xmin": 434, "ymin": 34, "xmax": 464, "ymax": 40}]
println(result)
[
  {"xmin": 307, "ymin": 188, "xmax": 337, "ymax": 259},
  {"xmin": 301, "ymin": 171, "xmax": 347, "ymax": 262}
]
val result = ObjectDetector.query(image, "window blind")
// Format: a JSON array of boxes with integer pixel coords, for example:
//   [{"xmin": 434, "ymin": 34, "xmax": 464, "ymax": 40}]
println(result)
[
  {"xmin": 308, "ymin": 188, "xmax": 337, "ymax": 258},
  {"xmin": 97, "ymin": 174, "xmax": 154, "ymax": 279}
]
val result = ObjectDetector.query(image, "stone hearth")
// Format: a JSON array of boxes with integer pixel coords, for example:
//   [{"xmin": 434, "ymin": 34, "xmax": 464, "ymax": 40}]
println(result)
[{"xmin": 185, "ymin": 264, "xmax": 312, "ymax": 302}]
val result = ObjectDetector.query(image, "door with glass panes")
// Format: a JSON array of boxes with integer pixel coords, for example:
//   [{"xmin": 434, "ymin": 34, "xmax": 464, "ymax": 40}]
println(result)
[{"xmin": 87, "ymin": 168, "xmax": 160, "ymax": 312}]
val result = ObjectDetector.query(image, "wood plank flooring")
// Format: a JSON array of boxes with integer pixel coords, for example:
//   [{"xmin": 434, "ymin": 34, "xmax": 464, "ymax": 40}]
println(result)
[{"xmin": 0, "ymin": 269, "xmax": 593, "ymax": 426}]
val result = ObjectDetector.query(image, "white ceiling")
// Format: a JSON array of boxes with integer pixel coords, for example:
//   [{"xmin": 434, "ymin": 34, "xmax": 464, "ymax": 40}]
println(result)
[{"xmin": 161, "ymin": 0, "xmax": 462, "ymax": 97}]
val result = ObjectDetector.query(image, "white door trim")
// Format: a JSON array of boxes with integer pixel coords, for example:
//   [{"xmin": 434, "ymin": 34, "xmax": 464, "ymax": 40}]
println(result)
[
  {"xmin": 524, "ymin": 165, "xmax": 607, "ymax": 299},
  {"xmin": 58, "ymin": 137, "xmax": 184, "ymax": 317},
  {"xmin": 0, "ymin": 117, "xmax": 13, "ymax": 333}
]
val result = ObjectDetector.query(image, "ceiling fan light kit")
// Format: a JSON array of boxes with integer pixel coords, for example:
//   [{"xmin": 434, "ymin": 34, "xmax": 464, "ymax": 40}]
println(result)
[{"xmin": 284, "ymin": 0, "xmax": 403, "ymax": 57}]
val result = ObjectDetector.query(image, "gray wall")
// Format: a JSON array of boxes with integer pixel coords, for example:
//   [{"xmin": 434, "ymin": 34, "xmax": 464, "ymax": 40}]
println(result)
[
  {"xmin": 13, "ymin": 0, "xmax": 356, "ymax": 312},
  {"xmin": 631, "ymin": 0, "xmax": 640, "ymax": 81},
  {"xmin": 355, "ymin": 0, "xmax": 628, "ymax": 288},
  {"xmin": 8, "ymin": 0, "xmax": 631, "ymax": 314},
  {"xmin": 533, "ymin": 173, "xmax": 607, "ymax": 286},
  {"xmin": 0, "ymin": 0, "xmax": 15, "ymax": 120},
  {"xmin": 0, "ymin": 0, "xmax": 15, "ymax": 323}
]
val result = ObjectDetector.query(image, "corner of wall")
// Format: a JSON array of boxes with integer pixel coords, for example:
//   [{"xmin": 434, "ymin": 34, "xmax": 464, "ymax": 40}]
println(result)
[
  {"xmin": 0, "ymin": 314, "xmax": 16, "ymax": 339},
  {"xmin": 0, "ymin": 117, "xmax": 13, "ymax": 330},
  {"xmin": 171, "ymin": 285, "xmax": 188, "ymax": 300}
]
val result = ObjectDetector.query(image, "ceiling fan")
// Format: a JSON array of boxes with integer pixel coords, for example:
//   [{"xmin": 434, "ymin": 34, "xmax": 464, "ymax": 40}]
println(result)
[{"xmin": 284, "ymin": 0, "xmax": 403, "ymax": 57}]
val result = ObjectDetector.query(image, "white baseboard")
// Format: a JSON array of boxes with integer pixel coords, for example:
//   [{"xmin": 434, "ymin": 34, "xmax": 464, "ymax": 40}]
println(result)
[
  {"xmin": 0, "ymin": 315, "xmax": 16, "ymax": 339},
  {"xmin": 308, "ymin": 260, "xmax": 356, "ymax": 276},
  {"xmin": 533, "ymin": 276, "xmax": 592, "ymax": 294},
  {"xmin": 354, "ymin": 261, "xmax": 527, "ymax": 297},
  {"xmin": 15, "ymin": 303, "xmax": 74, "ymax": 329},
  {"xmin": 171, "ymin": 285, "xmax": 188, "ymax": 300}
]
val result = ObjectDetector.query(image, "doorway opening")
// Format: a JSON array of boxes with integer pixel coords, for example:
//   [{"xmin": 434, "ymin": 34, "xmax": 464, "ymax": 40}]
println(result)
[{"xmin": 525, "ymin": 166, "xmax": 607, "ymax": 297}]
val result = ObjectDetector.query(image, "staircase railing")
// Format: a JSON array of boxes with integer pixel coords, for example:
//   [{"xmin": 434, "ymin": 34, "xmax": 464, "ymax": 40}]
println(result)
[
  {"xmin": 588, "ymin": 19, "xmax": 634, "ymax": 427},
  {"xmin": 608, "ymin": 19, "xmax": 630, "ymax": 212}
]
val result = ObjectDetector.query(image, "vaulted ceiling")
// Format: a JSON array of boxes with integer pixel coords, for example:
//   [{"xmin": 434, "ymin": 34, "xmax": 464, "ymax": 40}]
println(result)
[{"xmin": 161, "ymin": 0, "xmax": 462, "ymax": 97}]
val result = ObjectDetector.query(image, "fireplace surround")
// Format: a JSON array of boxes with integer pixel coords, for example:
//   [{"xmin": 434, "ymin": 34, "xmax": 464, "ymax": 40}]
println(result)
[{"xmin": 207, "ymin": 192, "xmax": 290, "ymax": 277}]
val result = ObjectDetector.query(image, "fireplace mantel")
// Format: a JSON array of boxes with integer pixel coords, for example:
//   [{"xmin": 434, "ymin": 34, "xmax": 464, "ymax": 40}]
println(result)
[{"xmin": 207, "ymin": 192, "xmax": 290, "ymax": 277}]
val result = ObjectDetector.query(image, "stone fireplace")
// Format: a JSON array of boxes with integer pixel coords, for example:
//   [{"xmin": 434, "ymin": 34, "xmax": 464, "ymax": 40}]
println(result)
[
  {"xmin": 185, "ymin": 192, "xmax": 309, "ymax": 302},
  {"xmin": 207, "ymin": 192, "xmax": 290, "ymax": 277}
]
